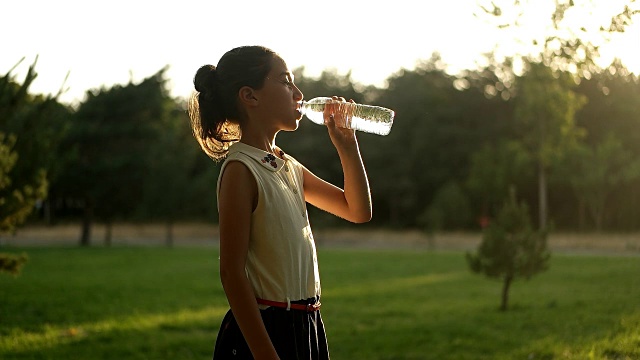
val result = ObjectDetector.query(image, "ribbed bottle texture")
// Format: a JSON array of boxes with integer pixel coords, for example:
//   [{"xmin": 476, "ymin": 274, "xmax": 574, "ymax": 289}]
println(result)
[{"xmin": 300, "ymin": 97, "xmax": 395, "ymax": 136}]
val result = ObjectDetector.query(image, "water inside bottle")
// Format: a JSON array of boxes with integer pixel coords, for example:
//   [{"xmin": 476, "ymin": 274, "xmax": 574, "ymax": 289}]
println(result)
[
  {"xmin": 300, "ymin": 100, "xmax": 394, "ymax": 136},
  {"xmin": 350, "ymin": 105, "xmax": 394, "ymax": 136}
]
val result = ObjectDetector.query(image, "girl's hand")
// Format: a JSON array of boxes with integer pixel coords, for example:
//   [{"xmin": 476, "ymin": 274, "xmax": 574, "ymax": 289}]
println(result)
[{"xmin": 323, "ymin": 96, "xmax": 357, "ymax": 149}]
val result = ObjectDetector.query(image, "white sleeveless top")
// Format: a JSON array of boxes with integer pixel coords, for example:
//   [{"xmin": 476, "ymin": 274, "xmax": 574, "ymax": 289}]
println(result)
[{"xmin": 217, "ymin": 142, "xmax": 321, "ymax": 302}]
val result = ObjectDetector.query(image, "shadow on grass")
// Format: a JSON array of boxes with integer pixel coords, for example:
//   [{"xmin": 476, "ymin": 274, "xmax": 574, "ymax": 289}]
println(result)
[
  {"xmin": 1, "ymin": 306, "xmax": 227, "ymax": 359},
  {"xmin": 1, "ymin": 306, "xmax": 227, "ymax": 351}
]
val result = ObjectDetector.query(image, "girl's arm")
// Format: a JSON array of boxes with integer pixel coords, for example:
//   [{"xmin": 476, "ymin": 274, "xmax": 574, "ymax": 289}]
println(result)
[
  {"xmin": 303, "ymin": 98, "xmax": 372, "ymax": 223},
  {"xmin": 218, "ymin": 161, "xmax": 280, "ymax": 360}
]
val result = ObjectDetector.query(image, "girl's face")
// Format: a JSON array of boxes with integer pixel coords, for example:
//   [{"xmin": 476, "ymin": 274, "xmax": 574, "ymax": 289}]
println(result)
[{"xmin": 256, "ymin": 57, "xmax": 304, "ymax": 132}]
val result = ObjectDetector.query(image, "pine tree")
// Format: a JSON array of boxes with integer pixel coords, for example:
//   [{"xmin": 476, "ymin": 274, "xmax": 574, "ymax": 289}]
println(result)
[
  {"xmin": 1, "ymin": 58, "xmax": 69, "ymax": 275},
  {"xmin": 466, "ymin": 187, "xmax": 551, "ymax": 310}
]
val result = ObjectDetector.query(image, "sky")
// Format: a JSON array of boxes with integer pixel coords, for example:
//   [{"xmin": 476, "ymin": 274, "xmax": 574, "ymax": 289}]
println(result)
[{"xmin": 2, "ymin": 0, "xmax": 639, "ymax": 106}]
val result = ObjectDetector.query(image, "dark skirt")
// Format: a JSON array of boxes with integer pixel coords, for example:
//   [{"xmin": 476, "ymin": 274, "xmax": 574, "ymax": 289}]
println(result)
[{"xmin": 212, "ymin": 297, "xmax": 329, "ymax": 359}]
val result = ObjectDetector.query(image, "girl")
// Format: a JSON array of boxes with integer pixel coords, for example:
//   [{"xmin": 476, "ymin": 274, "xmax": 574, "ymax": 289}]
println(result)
[{"xmin": 188, "ymin": 45, "xmax": 372, "ymax": 360}]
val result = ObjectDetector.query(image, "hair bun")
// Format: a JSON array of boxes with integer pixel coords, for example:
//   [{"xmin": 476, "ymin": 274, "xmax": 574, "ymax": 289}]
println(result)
[{"xmin": 194, "ymin": 64, "xmax": 217, "ymax": 93}]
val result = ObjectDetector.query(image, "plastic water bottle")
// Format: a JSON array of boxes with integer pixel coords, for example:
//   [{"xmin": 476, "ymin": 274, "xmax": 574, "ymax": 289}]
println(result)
[{"xmin": 299, "ymin": 97, "xmax": 395, "ymax": 136}]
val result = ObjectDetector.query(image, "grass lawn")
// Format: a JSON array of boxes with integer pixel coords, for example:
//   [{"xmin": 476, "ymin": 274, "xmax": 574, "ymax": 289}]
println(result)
[{"xmin": 0, "ymin": 245, "xmax": 639, "ymax": 359}]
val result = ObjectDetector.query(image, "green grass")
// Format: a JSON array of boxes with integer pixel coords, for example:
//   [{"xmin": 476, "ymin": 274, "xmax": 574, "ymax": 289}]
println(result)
[{"xmin": 1, "ymin": 246, "xmax": 639, "ymax": 359}]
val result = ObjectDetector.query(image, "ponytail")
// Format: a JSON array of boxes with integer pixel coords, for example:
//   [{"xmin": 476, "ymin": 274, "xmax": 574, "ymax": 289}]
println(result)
[{"xmin": 188, "ymin": 64, "xmax": 240, "ymax": 161}]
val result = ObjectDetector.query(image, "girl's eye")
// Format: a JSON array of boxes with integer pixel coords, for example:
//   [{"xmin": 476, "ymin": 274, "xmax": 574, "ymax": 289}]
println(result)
[{"xmin": 281, "ymin": 79, "xmax": 294, "ymax": 89}]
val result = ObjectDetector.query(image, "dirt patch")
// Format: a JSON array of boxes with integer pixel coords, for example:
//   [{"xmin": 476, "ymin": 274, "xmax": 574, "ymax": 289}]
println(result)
[
  {"xmin": 0, "ymin": 223, "xmax": 219, "ymax": 247},
  {"xmin": 315, "ymin": 229, "xmax": 640, "ymax": 255},
  {"xmin": 314, "ymin": 229, "xmax": 476, "ymax": 250},
  {"xmin": 2, "ymin": 223, "xmax": 639, "ymax": 255}
]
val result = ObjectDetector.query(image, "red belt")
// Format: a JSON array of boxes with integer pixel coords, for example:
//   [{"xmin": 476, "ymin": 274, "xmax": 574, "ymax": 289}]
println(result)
[{"xmin": 257, "ymin": 298, "xmax": 321, "ymax": 312}]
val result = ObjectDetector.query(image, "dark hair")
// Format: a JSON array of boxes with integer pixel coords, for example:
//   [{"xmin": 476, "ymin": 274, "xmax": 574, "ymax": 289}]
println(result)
[{"xmin": 188, "ymin": 46, "xmax": 278, "ymax": 160}]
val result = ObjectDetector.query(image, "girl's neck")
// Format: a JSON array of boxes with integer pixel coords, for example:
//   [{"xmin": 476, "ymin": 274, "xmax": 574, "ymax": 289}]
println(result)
[{"xmin": 239, "ymin": 131, "xmax": 278, "ymax": 154}]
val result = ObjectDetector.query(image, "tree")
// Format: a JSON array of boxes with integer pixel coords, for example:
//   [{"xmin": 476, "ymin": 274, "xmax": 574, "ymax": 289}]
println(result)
[
  {"xmin": 0, "ymin": 58, "xmax": 68, "ymax": 232},
  {"xmin": 419, "ymin": 181, "xmax": 474, "ymax": 233},
  {"xmin": 0, "ymin": 135, "xmax": 29, "ymax": 275},
  {"xmin": 0, "ymin": 134, "xmax": 40, "ymax": 232},
  {"xmin": 561, "ymin": 134, "xmax": 640, "ymax": 231},
  {"xmin": 1, "ymin": 57, "xmax": 69, "ymax": 274},
  {"xmin": 54, "ymin": 68, "xmax": 170, "ymax": 245},
  {"xmin": 136, "ymin": 101, "xmax": 219, "ymax": 246},
  {"xmin": 465, "ymin": 140, "xmax": 533, "ymax": 224},
  {"xmin": 569, "ymin": 60, "xmax": 640, "ymax": 230},
  {"xmin": 475, "ymin": 0, "xmax": 639, "ymax": 229},
  {"xmin": 467, "ymin": 188, "xmax": 550, "ymax": 311},
  {"xmin": 514, "ymin": 62, "xmax": 586, "ymax": 229},
  {"xmin": 380, "ymin": 57, "xmax": 458, "ymax": 227},
  {"xmin": 372, "ymin": 54, "xmax": 510, "ymax": 227}
]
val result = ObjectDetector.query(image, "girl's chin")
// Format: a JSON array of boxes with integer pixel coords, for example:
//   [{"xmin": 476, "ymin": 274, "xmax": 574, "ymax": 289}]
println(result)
[{"xmin": 283, "ymin": 120, "xmax": 300, "ymax": 132}]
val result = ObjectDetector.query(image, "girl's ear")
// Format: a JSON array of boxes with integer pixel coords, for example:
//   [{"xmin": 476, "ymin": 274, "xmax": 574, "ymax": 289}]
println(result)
[{"xmin": 238, "ymin": 86, "xmax": 258, "ymax": 107}]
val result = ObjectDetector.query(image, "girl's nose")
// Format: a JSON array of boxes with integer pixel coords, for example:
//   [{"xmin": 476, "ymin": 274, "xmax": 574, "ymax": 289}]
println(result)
[{"xmin": 293, "ymin": 84, "xmax": 303, "ymax": 101}]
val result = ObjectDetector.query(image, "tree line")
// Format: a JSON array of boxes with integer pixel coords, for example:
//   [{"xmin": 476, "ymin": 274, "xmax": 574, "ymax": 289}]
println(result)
[{"xmin": 2, "ymin": 3, "xmax": 640, "ymax": 247}]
